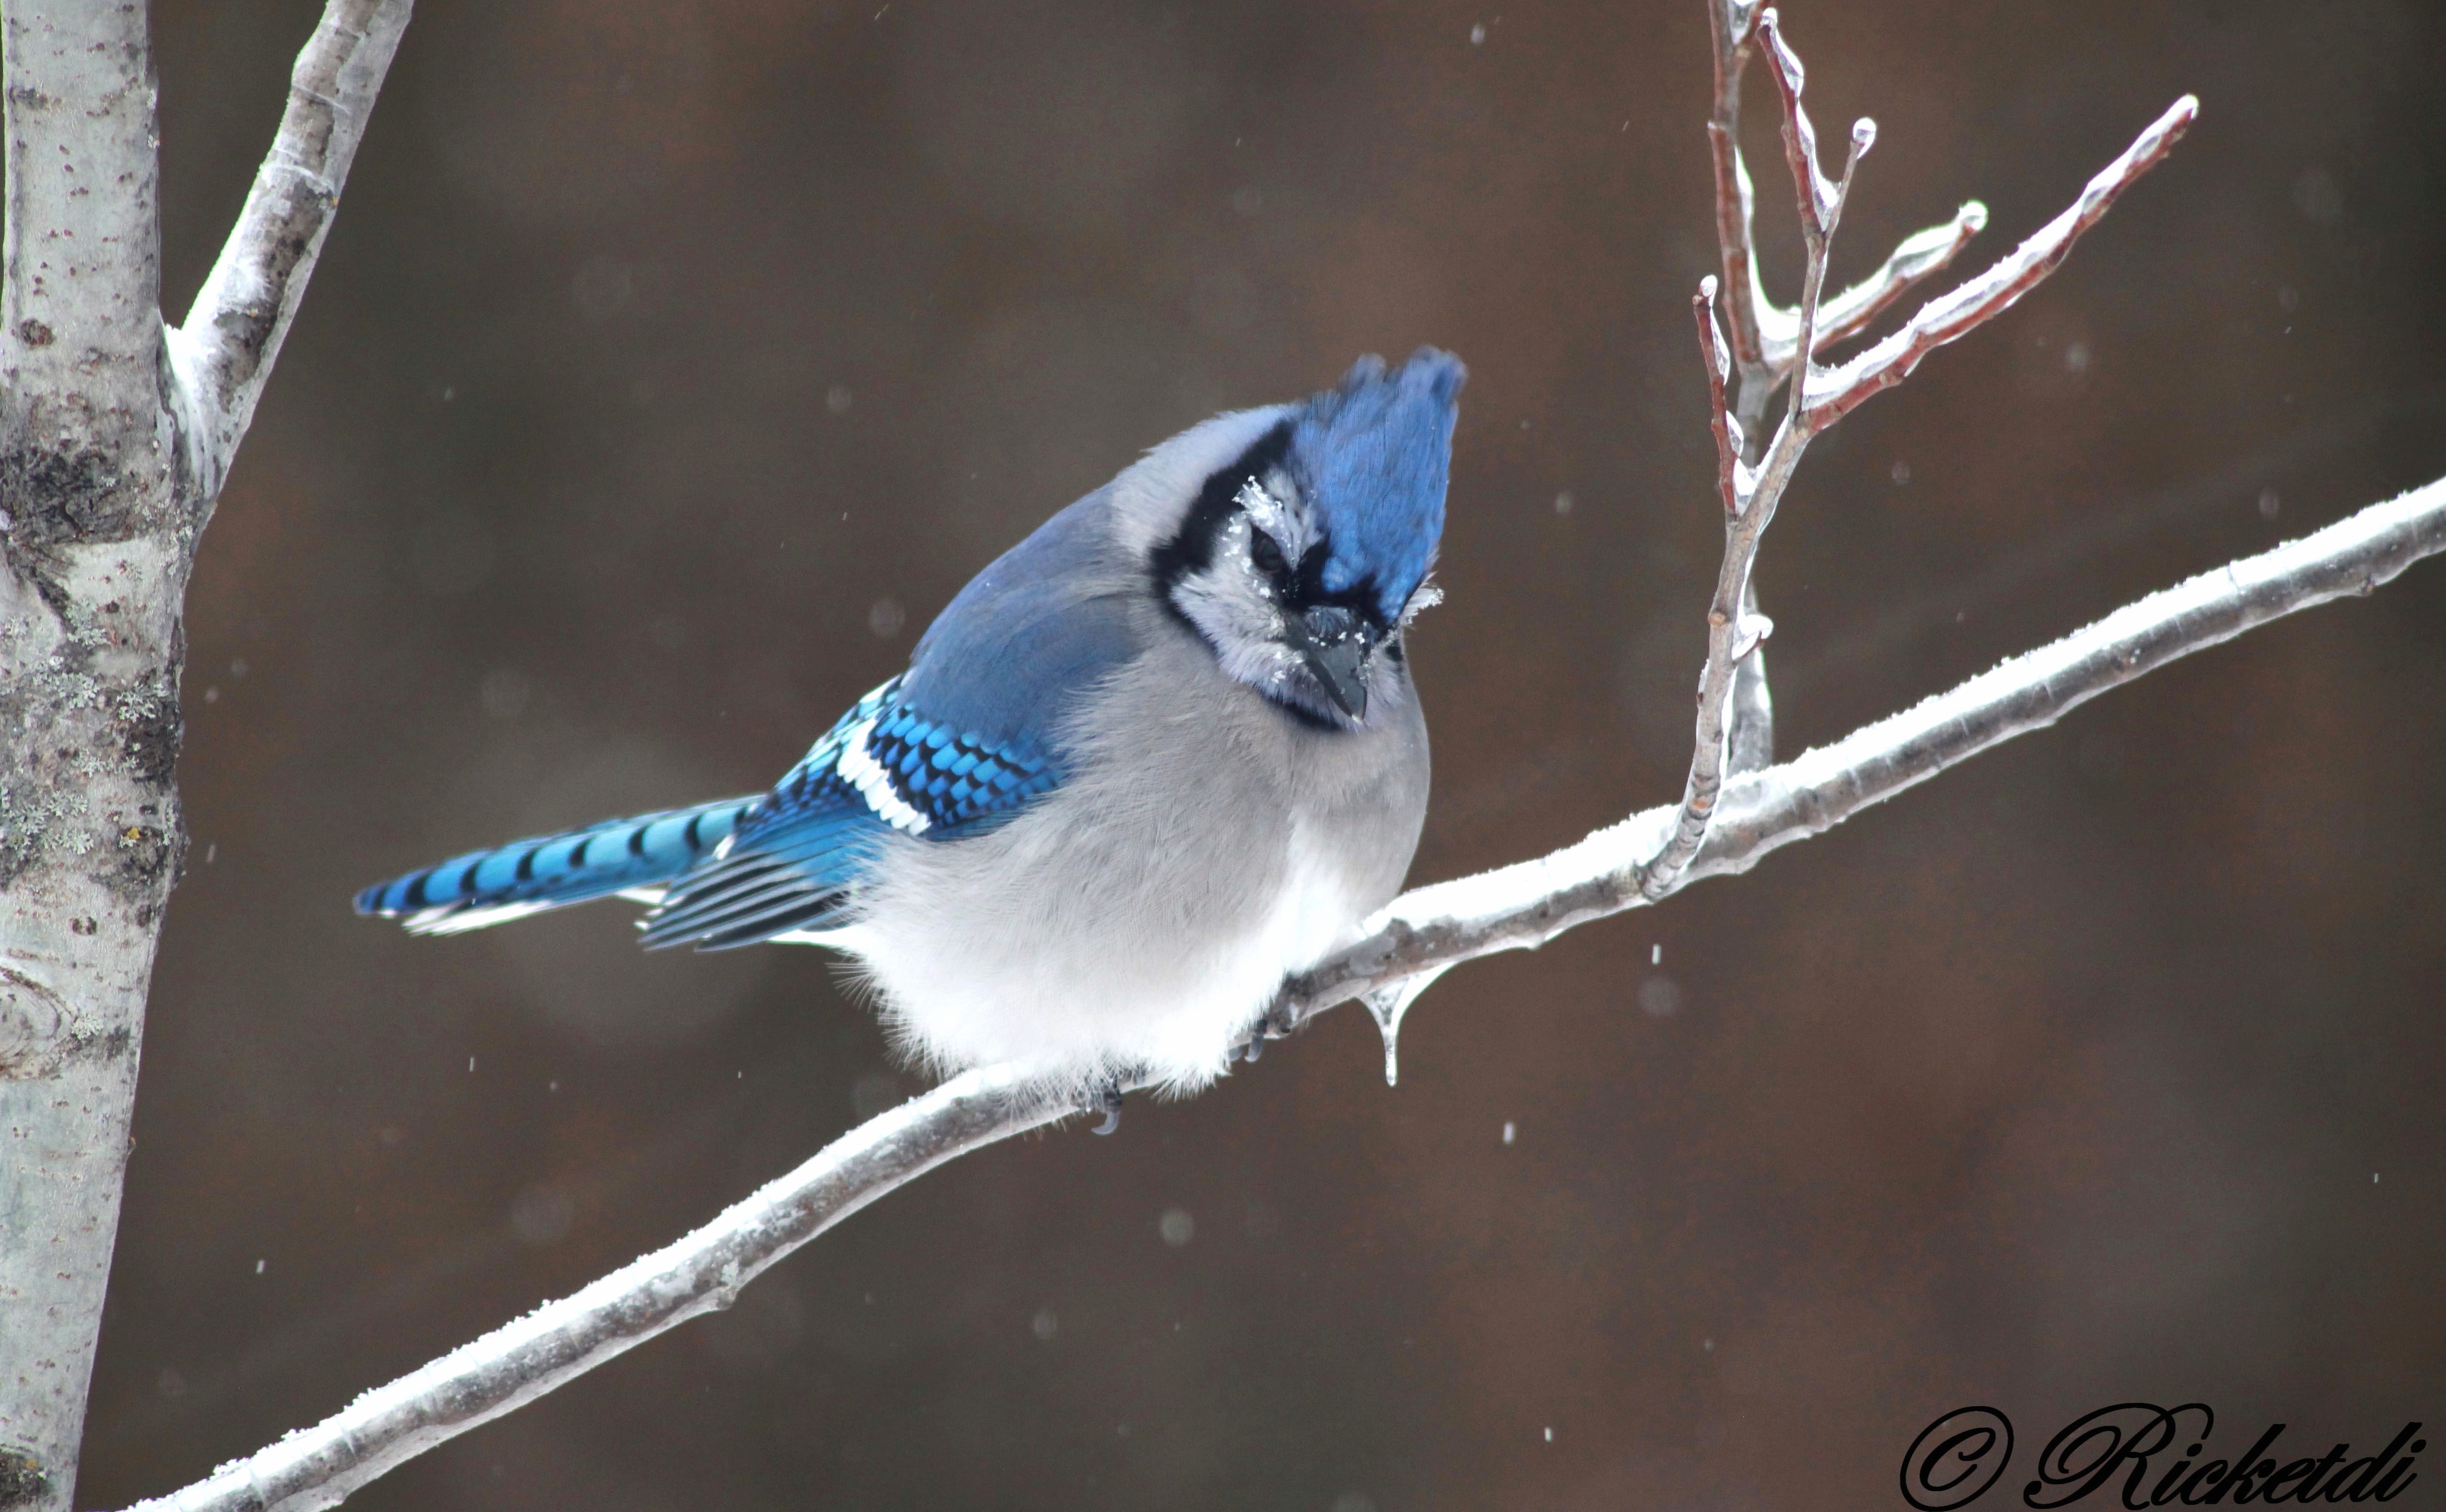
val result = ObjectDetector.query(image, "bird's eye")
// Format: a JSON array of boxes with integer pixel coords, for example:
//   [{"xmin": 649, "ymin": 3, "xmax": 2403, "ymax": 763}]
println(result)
[{"xmin": 1250, "ymin": 528, "xmax": 1287, "ymax": 577}]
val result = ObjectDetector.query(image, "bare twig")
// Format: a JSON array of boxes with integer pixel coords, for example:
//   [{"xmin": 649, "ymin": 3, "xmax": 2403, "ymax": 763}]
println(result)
[
  {"xmin": 1705, "ymin": 0, "xmax": 1769, "ymax": 367},
  {"xmin": 1803, "ymin": 94, "xmax": 2198, "ymax": 431},
  {"xmin": 123, "ymin": 474, "xmax": 2446, "ymax": 1512},
  {"xmin": 1694, "ymin": 283, "xmax": 1744, "ymax": 519},
  {"xmin": 1805, "ymin": 202, "xmax": 1988, "ymax": 352},
  {"xmin": 1641, "ymin": 12, "xmax": 2188, "ymax": 905},
  {"xmin": 166, "ymin": 0, "xmax": 415, "ymax": 503},
  {"xmin": 1635, "ymin": 11, "xmax": 1871, "ymax": 902},
  {"xmin": 1708, "ymin": 4, "xmax": 1985, "ymax": 382},
  {"xmin": 1705, "ymin": 0, "xmax": 1977, "ymax": 781}
]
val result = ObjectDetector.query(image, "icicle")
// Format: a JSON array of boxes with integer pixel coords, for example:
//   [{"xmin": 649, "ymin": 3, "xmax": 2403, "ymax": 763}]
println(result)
[{"xmin": 1359, "ymin": 965, "xmax": 1451, "ymax": 1087}]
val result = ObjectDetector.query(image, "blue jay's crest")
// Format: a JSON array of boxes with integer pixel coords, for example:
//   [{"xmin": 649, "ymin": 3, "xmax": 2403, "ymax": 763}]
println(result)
[{"xmin": 1289, "ymin": 349, "xmax": 1465, "ymax": 626}]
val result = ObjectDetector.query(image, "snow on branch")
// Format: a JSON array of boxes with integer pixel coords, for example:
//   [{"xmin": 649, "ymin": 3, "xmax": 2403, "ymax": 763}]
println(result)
[
  {"xmin": 1292, "ymin": 476, "xmax": 2446, "ymax": 1016},
  {"xmin": 124, "ymin": 475, "xmax": 2446, "ymax": 1512},
  {"xmin": 166, "ymin": 0, "xmax": 414, "ymax": 502},
  {"xmin": 1634, "ymin": 10, "xmax": 1871, "ymax": 908},
  {"xmin": 125, "ymin": 1064, "xmax": 1074, "ymax": 1512}
]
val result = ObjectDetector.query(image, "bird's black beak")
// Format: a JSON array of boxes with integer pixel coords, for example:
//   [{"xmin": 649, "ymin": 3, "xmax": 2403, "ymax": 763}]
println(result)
[{"xmin": 1288, "ymin": 604, "xmax": 1375, "ymax": 721}]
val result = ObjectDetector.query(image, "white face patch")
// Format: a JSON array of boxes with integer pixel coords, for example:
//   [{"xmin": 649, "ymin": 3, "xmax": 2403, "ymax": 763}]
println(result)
[
  {"xmin": 1169, "ymin": 512, "xmax": 1305, "ymax": 698},
  {"xmin": 1162, "ymin": 460, "xmax": 1412, "ymax": 729},
  {"xmin": 1235, "ymin": 472, "xmax": 1319, "ymax": 571},
  {"xmin": 836, "ymin": 719, "xmax": 934, "ymax": 834}
]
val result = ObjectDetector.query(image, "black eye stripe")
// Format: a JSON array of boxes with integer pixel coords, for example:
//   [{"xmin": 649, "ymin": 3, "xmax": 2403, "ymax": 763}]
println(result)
[
  {"xmin": 1150, "ymin": 419, "xmax": 1389, "ymax": 639},
  {"xmin": 1149, "ymin": 421, "xmax": 1296, "ymax": 598}
]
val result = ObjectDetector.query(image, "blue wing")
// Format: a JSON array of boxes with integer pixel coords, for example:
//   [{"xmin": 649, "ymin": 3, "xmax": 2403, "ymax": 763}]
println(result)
[{"xmin": 640, "ymin": 489, "xmax": 1142, "ymax": 950}]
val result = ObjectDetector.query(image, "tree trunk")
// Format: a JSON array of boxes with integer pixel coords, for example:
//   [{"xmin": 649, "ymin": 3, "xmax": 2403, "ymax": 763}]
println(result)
[
  {"xmin": 0, "ymin": 4, "xmax": 178, "ymax": 1508},
  {"xmin": 0, "ymin": 0, "xmax": 410, "ymax": 1502}
]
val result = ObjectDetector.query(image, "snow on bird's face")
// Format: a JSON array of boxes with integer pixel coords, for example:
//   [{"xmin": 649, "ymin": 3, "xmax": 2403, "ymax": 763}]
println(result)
[{"xmin": 1150, "ymin": 348, "xmax": 1465, "ymax": 727}]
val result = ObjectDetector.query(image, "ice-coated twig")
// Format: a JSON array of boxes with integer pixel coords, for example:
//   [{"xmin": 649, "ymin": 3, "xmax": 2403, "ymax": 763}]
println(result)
[
  {"xmin": 120, "ymin": 475, "xmax": 2446, "ymax": 1512},
  {"xmin": 1802, "ymin": 94, "xmax": 2198, "ymax": 431},
  {"xmin": 1694, "ymin": 281, "xmax": 1746, "ymax": 518},
  {"xmin": 1708, "ymin": 3, "xmax": 1984, "ymax": 379},
  {"xmin": 166, "ymin": 0, "xmax": 415, "ymax": 503},
  {"xmin": 1642, "ymin": 10, "xmax": 2190, "ymax": 908},
  {"xmin": 1634, "ymin": 15, "xmax": 1871, "ymax": 903},
  {"xmin": 1704, "ymin": 0, "xmax": 1770, "ymax": 367},
  {"xmin": 1703, "ymin": 0, "xmax": 1978, "ymax": 782},
  {"xmin": 1798, "ymin": 202, "xmax": 1988, "ymax": 355}
]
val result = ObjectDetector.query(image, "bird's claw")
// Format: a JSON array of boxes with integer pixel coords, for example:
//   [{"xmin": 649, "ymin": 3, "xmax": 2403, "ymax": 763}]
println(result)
[
  {"xmin": 1230, "ymin": 1001, "xmax": 1300, "ymax": 1066},
  {"xmin": 1089, "ymin": 1083, "xmax": 1124, "ymax": 1136}
]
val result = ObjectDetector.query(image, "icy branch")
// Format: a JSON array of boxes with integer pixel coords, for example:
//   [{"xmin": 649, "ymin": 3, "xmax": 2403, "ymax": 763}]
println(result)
[
  {"xmin": 1644, "ymin": 11, "xmax": 2188, "ymax": 908},
  {"xmin": 1635, "ymin": 10, "xmax": 1869, "ymax": 903},
  {"xmin": 1704, "ymin": 0, "xmax": 1770, "ymax": 367},
  {"xmin": 1803, "ymin": 94, "xmax": 2198, "ymax": 431},
  {"xmin": 1703, "ymin": 0, "xmax": 1976, "ymax": 783},
  {"xmin": 123, "ymin": 1065, "xmax": 1072, "ymax": 1512},
  {"xmin": 1288, "ymin": 475, "xmax": 2446, "ymax": 1018},
  {"xmin": 1707, "ymin": 2, "xmax": 1984, "ymax": 380},
  {"xmin": 122, "ymin": 476, "xmax": 2446, "ymax": 1512},
  {"xmin": 166, "ymin": 0, "xmax": 413, "ymax": 503}
]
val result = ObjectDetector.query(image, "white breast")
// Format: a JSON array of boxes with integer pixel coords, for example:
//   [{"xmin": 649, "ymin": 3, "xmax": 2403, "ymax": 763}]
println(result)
[{"xmin": 809, "ymin": 804, "xmax": 1371, "ymax": 1098}]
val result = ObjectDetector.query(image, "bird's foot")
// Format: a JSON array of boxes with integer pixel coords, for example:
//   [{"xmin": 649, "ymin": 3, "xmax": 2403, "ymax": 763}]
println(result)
[
  {"xmin": 1230, "ymin": 1000, "xmax": 1299, "ymax": 1065},
  {"xmin": 1088, "ymin": 1081, "xmax": 1125, "ymax": 1136}
]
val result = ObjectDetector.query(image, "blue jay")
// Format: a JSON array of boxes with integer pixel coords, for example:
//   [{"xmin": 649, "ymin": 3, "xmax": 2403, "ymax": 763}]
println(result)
[{"xmin": 360, "ymin": 350, "xmax": 1464, "ymax": 1113}]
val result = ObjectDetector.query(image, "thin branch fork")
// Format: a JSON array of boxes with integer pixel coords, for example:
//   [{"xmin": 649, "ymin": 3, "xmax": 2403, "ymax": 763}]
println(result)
[
  {"xmin": 166, "ymin": 0, "xmax": 414, "ymax": 503},
  {"xmin": 123, "ymin": 473, "xmax": 2446, "ymax": 1512},
  {"xmin": 1707, "ymin": 3, "xmax": 1984, "ymax": 384},
  {"xmin": 1705, "ymin": 0, "xmax": 1977, "ymax": 780},
  {"xmin": 1637, "ymin": 10, "xmax": 1871, "ymax": 903},
  {"xmin": 1639, "ymin": 10, "xmax": 2192, "ymax": 906},
  {"xmin": 1286, "ymin": 474, "xmax": 2446, "ymax": 1022},
  {"xmin": 1802, "ymin": 93, "xmax": 2198, "ymax": 431}
]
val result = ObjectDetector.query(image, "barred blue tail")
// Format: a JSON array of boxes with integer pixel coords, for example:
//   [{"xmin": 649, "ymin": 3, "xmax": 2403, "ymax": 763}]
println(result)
[{"xmin": 354, "ymin": 797, "xmax": 760, "ymax": 936}]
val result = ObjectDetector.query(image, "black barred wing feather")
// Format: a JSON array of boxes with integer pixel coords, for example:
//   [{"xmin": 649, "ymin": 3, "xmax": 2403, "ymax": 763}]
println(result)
[{"xmin": 638, "ymin": 677, "xmax": 1062, "ymax": 950}]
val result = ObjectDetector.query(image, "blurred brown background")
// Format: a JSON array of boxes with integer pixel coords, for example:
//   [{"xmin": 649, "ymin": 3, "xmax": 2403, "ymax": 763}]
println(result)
[{"xmin": 76, "ymin": 0, "xmax": 2444, "ymax": 1507}]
